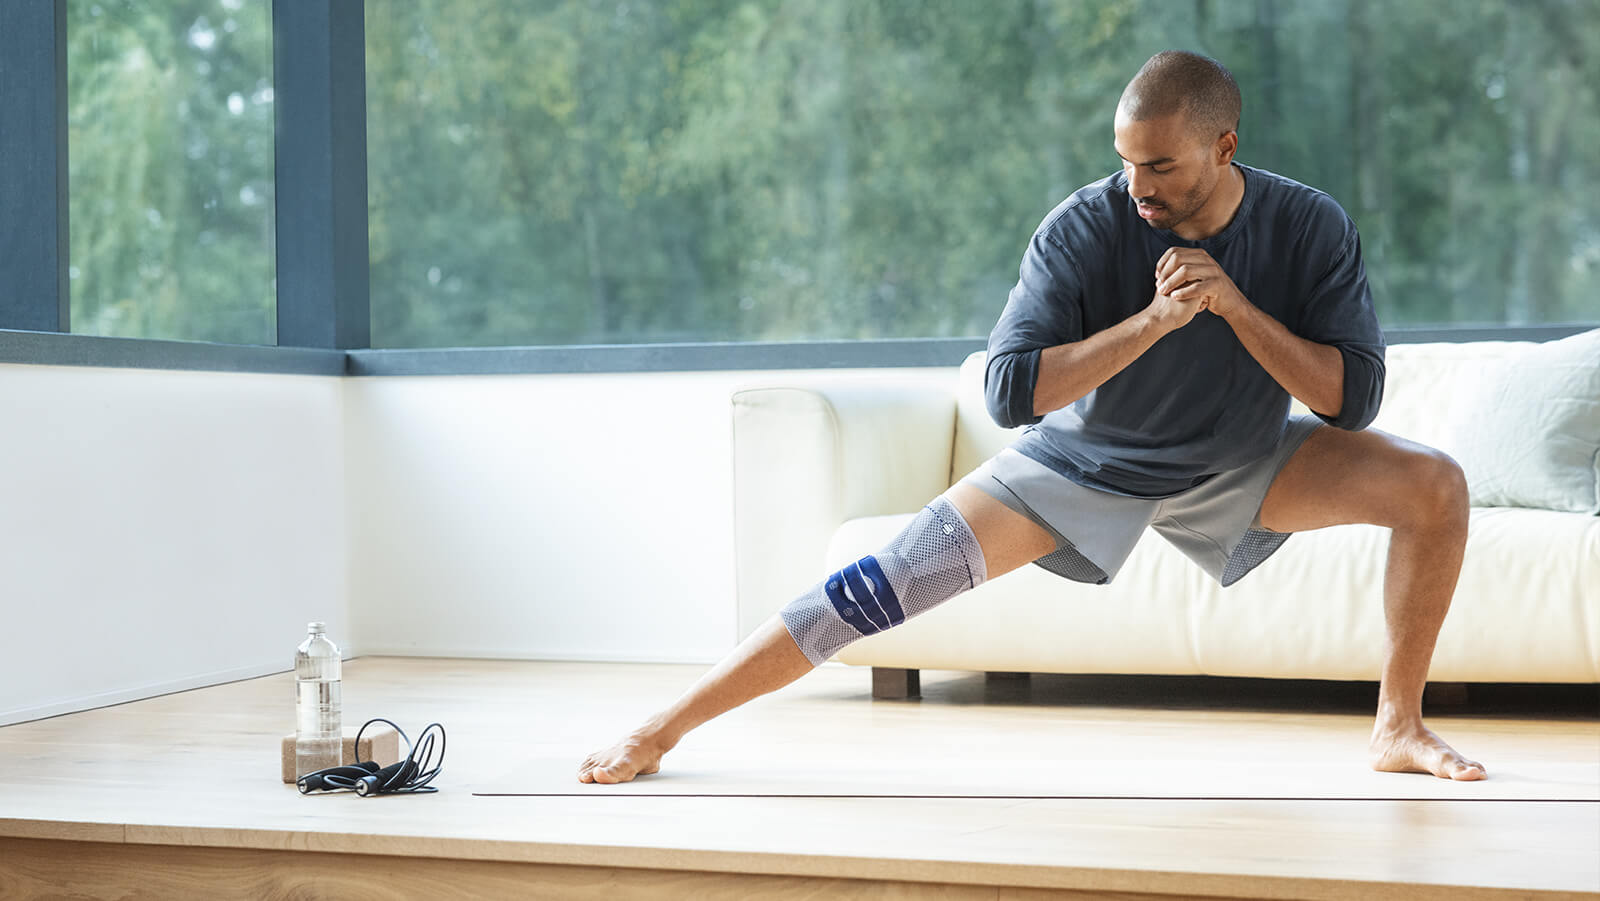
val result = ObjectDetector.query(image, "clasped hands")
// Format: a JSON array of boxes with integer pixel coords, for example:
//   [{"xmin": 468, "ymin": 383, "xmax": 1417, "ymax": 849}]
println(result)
[{"xmin": 1151, "ymin": 247, "xmax": 1246, "ymax": 326}]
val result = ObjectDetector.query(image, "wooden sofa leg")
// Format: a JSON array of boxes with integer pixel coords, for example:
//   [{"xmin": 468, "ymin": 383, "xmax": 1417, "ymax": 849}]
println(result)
[
  {"xmin": 986, "ymin": 671, "xmax": 1031, "ymax": 682},
  {"xmin": 871, "ymin": 667, "xmax": 920, "ymax": 700},
  {"xmin": 1423, "ymin": 682, "xmax": 1470, "ymax": 707}
]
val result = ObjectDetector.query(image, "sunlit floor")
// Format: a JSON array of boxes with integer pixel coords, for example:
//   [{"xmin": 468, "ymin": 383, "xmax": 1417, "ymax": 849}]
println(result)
[{"xmin": 1, "ymin": 657, "xmax": 1596, "ymax": 899}]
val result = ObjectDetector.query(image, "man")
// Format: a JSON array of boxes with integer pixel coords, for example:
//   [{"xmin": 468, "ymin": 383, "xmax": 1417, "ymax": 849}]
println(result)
[{"xmin": 579, "ymin": 50, "xmax": 1486, "ymax": 785}]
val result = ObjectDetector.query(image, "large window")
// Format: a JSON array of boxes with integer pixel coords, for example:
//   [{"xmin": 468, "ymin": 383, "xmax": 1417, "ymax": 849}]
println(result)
[
  {"xmin": 67, "ymin": 0, "xmax": 276, "ymax": 345},
  {"xmin": 365, "ymin": 0, "xmax": 1598, "ymax": 349}
]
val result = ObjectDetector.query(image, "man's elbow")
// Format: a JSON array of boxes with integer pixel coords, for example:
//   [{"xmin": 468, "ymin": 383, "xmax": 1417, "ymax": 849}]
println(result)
[
  {"xmin": 1321, "ymin": 353, "xmax": 1384, "ymax": 431},
  {"xmin": 1338, "ymin": 399, "xmax": 1382, "ymax": 432},
  {"xmin": 986, "ymin": 395, "xmax": 1038, "ymax": 430},
  {"xmin": 984, "ymin": 351, "xmax": 1045, "ymax": 430},
  {"xmin": 1308, "ymin": 387, "xmax": 1344, "ymax": 424},
  {"xmin": 983, "ymin": 377, "xmax": 1023, "ymax": 428}
]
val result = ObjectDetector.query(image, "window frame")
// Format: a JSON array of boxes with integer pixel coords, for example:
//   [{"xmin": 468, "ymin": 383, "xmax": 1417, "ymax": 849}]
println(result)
[{"xmin": 1, "ymin": 1, "xmax": 1592, "ymax": 377}]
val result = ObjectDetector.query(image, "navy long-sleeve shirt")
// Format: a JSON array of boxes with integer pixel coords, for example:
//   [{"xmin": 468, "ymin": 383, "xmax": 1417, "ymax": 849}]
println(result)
[{"xmin": 985, "ymin": 163, "xmax": 1385, "ymax": 498}]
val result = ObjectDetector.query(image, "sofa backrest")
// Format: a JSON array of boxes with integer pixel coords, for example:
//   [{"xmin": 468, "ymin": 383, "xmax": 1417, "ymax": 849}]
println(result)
[
  {"xmin": 951, "ymin": 351, "xmax": 1022, "ymax": 482},
  {"xmin": 1364, "ymin": 340, "xmax": 1534, "ymax": 451},
  {"xmin": 949, "ymin": 341, "xmax": 1536, "ymax": 486}
]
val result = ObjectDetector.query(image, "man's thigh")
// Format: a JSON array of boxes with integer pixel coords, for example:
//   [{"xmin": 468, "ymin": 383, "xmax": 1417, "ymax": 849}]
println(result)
[
  {"xmin": 944, "ymin": 481, "xmax": 1057, "ymax": 581},
  {"xmin": 1257, "ymin": 425, "xmax": 1462, "ymax": 534}
]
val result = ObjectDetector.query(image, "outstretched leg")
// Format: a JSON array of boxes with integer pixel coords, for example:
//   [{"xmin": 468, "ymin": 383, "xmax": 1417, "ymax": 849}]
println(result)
[
  {"xmin": 1258, "ymin": 426, "xmax": 1487, "ymax": 780},
  {"xmin": 577, "ymin": 482, "xmax": 1054, "ymax": 784}
]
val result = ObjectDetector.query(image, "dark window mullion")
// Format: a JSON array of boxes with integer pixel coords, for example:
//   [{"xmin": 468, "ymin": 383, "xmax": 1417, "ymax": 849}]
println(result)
[
  {"xmin": 0, "ymin": 0, "xmax": 69, "ymax": 333},
  {"xmin": 272, "ymin": 0, "xmax": 370, "ymax": 351}
]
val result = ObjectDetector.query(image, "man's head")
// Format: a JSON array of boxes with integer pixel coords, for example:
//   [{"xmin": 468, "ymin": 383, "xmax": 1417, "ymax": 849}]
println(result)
[{"xmin": 1113, "ymin": 51, "xmax": 1242, "ymax": 235}]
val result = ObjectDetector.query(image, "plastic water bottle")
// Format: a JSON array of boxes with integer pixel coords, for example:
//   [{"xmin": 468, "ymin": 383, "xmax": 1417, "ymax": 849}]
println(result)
[{"xmin": 294, "ymin": 622, "xmax": 342, "ymax": 779}]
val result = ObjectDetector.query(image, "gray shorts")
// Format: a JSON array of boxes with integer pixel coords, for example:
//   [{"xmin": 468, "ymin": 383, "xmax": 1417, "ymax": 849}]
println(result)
[{"xmin": 956, "ymin": 414, "xmax": 1324, "ymax": 588}]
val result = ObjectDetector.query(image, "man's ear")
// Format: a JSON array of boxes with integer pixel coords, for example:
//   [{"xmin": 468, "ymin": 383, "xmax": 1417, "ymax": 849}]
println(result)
[{"xmin": 1215, "ymin": 130, "xmax": 1239, "ymax": 165}]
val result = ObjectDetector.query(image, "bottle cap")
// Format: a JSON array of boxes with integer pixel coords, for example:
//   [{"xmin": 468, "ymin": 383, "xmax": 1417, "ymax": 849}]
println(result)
[{"xmin": 307, "ymin": 621, "xmax": 326, "ymax": 634}]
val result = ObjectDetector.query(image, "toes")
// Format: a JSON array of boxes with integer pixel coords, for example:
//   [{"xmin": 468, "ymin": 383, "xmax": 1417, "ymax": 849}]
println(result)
[
  {"xmin": 1437, "ymin": 750, "xmax": 1487, "ymax": 781},
  {"xmin": 577, "ymin": 740, "xmax": 663, "ymax": 785}
]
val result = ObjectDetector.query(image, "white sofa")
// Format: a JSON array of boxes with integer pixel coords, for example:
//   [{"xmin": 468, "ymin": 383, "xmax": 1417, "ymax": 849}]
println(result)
[{"xmin": 732, "ymin": 337, "xmax": 1600, "ymax": 694}]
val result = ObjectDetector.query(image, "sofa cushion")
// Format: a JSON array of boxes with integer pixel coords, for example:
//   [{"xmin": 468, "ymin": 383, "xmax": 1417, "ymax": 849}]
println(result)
[
  {"xmin": 1440, "ymin": 328, "xmax": 1600, "ymax": 514},
  {"xmin": 1195, "ymin": 505, "xmax": 1600, "ymax": 682},
  {"xmin": 824, "ymin": 506, "xmax": 1600, "ymax": 682},
  {"xmin": 1364, "ymin": 341, "xmax": 1530, "ymax": 452}
]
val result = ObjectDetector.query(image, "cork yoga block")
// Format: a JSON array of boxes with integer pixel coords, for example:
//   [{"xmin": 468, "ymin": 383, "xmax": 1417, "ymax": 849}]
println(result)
[{"xmin": 281, "ymin": 724, "xmax": 402, "ymax": 783}]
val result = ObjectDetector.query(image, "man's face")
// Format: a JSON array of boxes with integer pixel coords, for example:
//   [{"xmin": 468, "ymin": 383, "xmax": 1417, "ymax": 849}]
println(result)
[{"xmin": 1112, "ymin": 110, "xmax": 1225, "ymax": 233}]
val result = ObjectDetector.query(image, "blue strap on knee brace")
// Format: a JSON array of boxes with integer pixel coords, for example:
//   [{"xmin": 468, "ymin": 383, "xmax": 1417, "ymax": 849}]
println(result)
[
  {"xmin": 825, "ymin": 557, "xmax": 905, "ymax": 636},
  {"xmin": 779, "ymin": 496, "xmax": 986, "ymax": 666}
]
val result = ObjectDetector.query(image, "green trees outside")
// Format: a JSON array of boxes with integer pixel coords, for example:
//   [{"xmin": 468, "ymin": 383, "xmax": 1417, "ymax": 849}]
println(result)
[
  {"xmin": 67, "ymin": 0, "xmax": 276, "ymax": 343},
  {"xmin": 67, "ymin": 0, "xmax": 1599, "ymax": 348}
]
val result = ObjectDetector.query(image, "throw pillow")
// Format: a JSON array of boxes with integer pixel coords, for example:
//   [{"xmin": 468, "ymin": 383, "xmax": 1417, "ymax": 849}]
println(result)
[{"xmin": 1445, "ymin": 328, "xmax": 1600, "ymax": 514}]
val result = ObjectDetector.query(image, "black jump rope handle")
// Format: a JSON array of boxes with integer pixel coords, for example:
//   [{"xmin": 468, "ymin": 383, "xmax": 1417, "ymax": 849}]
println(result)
[
  {"xmin": 299, "ymin": 758, "xmax": 422, "ymax": 796},
  {"xmin": 355, "ymin": 758, "xmax": 417, "ymax": 796},
  {"xmin": 296, "ymin": 760, "xmax": 380, "ymax": 794}
]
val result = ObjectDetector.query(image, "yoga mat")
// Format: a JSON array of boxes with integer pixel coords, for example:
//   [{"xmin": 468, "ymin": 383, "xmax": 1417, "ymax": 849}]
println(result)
[{"xmin": 475, "ymin": 751, "xmax": 1600, "ymax": 801}]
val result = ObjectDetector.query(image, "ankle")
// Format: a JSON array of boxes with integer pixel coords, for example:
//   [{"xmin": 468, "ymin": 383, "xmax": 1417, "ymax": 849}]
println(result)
[
  {"xmin": 1372, "ymin": 703, "xmax": 1424, "ymax": 735},
  {"xmin": 636, "ymin": 714, "xmax": 683, "ymax": 752}
]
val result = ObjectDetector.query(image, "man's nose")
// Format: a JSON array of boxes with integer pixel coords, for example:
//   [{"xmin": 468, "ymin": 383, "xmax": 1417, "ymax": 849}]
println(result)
[{"xmin": 1127, "ymin": 168, "xmax": 1152, "ymax": 201}]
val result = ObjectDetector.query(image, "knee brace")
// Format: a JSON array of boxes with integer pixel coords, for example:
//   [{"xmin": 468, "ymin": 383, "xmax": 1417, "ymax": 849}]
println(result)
[{"xmin": 779, "ymin": 495, "xmax": 988, "ymax": 666}]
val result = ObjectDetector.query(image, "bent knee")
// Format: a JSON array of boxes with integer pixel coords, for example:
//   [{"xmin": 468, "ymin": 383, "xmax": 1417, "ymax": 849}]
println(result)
[{"xmin": 1400, "ymin": 449, "xmax": 1469, "ymax": 528}]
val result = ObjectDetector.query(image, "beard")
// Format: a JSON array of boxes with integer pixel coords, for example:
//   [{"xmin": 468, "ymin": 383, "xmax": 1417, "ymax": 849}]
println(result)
[{"xmin": 1135, "ymin": 172, "xmax": 1214, "ymax": 231}]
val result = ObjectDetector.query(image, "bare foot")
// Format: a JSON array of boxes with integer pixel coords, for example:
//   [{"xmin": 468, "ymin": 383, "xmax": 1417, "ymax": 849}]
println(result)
[
  {"xmin": 577, "ymin": 727, "xmax": 671, "ymax": 784},
  {"xmin": 1370, "ymin": 721, "xmax": 1487, "ymax": 781}
]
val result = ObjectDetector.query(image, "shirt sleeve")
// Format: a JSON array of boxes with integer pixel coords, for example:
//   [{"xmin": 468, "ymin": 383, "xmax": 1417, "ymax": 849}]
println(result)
[
  {"xmin": 984, "ymin": 231, "xmax": 1085, "ymax": 429},
  {"xmin": 1296, "ymin": 213, "xmax": 1386, "ymax": 431}
]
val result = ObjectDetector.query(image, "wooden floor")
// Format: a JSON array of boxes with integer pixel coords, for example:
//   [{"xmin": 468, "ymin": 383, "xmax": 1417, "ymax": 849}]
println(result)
[{"xmin": 1, "ymin": 657, "xmax": 1596, "ymax": 900}]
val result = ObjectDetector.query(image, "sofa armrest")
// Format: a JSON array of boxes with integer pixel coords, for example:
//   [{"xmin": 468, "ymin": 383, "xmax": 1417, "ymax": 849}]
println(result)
[{"xmin": 731, "ymin": 379, "xmax": 957, "ymax": 641}]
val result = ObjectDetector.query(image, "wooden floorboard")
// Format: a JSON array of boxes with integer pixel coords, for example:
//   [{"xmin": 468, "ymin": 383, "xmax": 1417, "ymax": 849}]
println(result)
[
  {"xmin": 0, "ymin": 657, "xmax": 1595, "ymax": 900},
  {"xmin": 0, "ymin": 836, "xmax": 1285, "ymax": 901}
]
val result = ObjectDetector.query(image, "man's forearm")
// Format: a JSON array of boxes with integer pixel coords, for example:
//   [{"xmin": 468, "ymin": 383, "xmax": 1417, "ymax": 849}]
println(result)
[
  {"xmin": 1221, "ymin": 299, "xmax": 1344, "ymax": 418},
  {"xmin": 1031, "ymin": 309, "xmax": 1169, "ymax": 418}
]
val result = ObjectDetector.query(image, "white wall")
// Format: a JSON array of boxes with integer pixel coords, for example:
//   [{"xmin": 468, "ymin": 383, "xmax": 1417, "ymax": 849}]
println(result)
[
  {"xmin": 345, "ymin": 367, "xmax": 951, "ymax": 664},
  {"xmin": 0, "ymin": 364, "xmax": 347, "ymax": 725},
  {"xmin": 0, "ymin": 360, "xmax": 950, "ymax": 724}
]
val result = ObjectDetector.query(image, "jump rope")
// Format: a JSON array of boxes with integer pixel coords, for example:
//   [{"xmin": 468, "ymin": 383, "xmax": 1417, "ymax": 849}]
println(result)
[{"xmin": 296, "ymin": 717, "xmax": 446, "ymax": 797}]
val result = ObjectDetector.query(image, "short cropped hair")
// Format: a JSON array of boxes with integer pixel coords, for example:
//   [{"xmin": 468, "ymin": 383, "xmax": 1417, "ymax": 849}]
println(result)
[{"xmin": 1117, "ymin": 50, "xmax": 1241, "ymax": 140}]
